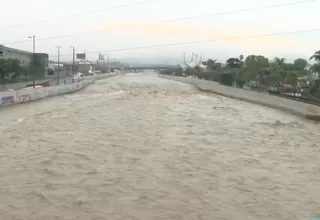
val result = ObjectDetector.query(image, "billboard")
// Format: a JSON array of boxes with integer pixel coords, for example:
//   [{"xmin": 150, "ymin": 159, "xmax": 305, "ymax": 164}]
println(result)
[
  {"xmin": 99, "ymin": 53, "xmax": 104, "ymax": 60},
  {"xmin": 76, "ymin": 53, "xmax": 86, "ymax": 59}
]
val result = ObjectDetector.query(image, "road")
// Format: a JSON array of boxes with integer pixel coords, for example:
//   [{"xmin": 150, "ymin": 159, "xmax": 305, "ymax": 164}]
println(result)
[
  {"xmin": 0, "ymin": 76, "xmax": 71, "ymax": 91},
  {"xmin": 0, "ymin": 72, "xmax": 319, "ymax": 220}
]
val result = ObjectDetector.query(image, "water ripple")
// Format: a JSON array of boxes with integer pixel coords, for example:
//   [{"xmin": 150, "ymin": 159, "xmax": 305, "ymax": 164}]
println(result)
[{"xmin": 0, "ymin": 73, "xmax": 319, "ymax": 220}]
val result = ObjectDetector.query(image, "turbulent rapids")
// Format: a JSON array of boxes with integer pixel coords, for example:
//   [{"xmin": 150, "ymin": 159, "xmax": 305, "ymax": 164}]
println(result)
[{"xmin": 0, "ymin": 72, "xmax": 319, "ymax": 220}]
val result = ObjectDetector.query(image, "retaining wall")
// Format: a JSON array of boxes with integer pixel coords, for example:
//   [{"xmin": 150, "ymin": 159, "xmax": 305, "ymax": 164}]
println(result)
[
  {"xmin": 159, "ymin": 74, "xmax": 320, "ymax": 121},
  {"xmin": 0, "ymin": 74, "xmax": 116, "ymax": 106}
]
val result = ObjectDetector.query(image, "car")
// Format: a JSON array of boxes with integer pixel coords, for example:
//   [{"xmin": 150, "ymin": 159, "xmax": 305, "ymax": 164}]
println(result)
[
  {"xmin": 24, "ymin": 85, "xmax": 43, "ymax": 89},
  {"xmin": 71, "ymin": 73, "xmax": 84, "ymax": 82}
]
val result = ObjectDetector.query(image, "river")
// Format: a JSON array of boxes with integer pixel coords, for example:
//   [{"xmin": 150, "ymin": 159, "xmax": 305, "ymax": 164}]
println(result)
[{"xmin": 0, "ymin": 72, "xmax": 319, "ymax": 220}]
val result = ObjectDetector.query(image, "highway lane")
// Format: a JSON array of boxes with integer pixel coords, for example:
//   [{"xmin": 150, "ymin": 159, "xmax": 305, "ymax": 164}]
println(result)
[{"xmin": 0, "ymin": 76, "xmax": 71, "ymax": 91}]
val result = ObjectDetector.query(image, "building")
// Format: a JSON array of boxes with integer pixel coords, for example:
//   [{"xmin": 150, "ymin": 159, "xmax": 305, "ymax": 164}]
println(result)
[
  {"xmin": 47, "ymin": 61, "xmax": 69, "ymax": 79},
  {"xmin": 63, "ymin": 62, "xmax": 92, "ymax": 76},
  {"xmin": 0, "ymin": 44, "xmax": 32, "ymax": 67},
  {"xmin": 0, "ymin": 45, "xmax": 49, "ymax": 78},
  {"xmin": 33, "ymin": 53, "xmax": 49, "ymax": 78}
]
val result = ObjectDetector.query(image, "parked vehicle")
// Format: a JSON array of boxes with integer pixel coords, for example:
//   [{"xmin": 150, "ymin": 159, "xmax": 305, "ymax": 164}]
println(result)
[
  {"xmin": 269, "ymin": 84, "xmax": 301, "ymax": 97},
  {"xmin": 26, "ymin": 82, "xmax": 50, "ymax": 88},
  {"xmin": 24, "ymin": 85, "xmax": 43, "ymax": 89},
  {"xmin": 71, "ymin": 72, "xmax": 84, "ymax": 82}
]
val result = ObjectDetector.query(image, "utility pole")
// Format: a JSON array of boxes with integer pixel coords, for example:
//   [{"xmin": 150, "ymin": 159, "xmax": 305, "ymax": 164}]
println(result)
[
  {"xmin": 56, "ymin": 46, "xmax": 62, "ymax": 85},
  {"xmin": 28, "ymin": 35, "xmax": 36, "ymax": 88},
  {"xmin": 107, "ymin": 52, "xmax": 110, "ymax": 72},
  {"xmin": 194, "ymin": 53, "xmax": 198, "ymax": 65},
  {"xmin": 70, "ymin": 46, "xmax": 75, "ymax": 82}
]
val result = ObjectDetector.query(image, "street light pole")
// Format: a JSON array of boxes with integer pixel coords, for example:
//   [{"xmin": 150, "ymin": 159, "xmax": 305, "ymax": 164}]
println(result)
[
  {"xmin": 70, "ymin": 46, "xmax": 75, "ymax": 82},
  {"xmin": 84, "ymin": 50, "xmax": 88, "ymax": 75},
  {"xmin": 56, "ymin": 46, "xmax": 62, "ymax": 85},
  {"xmin": 28, "ymin": 35, "xmax": 35, "ymax": 88}
]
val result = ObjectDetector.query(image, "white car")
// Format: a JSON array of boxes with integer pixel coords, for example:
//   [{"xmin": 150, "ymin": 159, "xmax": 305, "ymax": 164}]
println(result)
[{"xmin": 71, "ymin": 73, "xmax": 84, "ymax": 82}]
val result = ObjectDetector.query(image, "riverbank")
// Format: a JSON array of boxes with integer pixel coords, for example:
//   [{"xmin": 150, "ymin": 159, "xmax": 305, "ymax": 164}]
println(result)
[
  {"xmin": 0, "ymin": 73, "xmax": 117, "ymax": 106},
  {"xmin": 159, "ymin": 74, "xmax": 320, "ymax": 121}
]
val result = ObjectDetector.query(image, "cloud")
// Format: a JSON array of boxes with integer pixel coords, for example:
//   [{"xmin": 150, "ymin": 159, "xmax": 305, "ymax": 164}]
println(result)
[{"xmin": 98, "ymin": 20, "xmax": 317, "ymax": 53}]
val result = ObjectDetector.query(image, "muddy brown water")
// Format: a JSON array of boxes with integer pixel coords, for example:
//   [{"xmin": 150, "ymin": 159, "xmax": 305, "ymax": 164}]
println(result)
[{"xmin": 0, "ymin": 72, "xmax": 319, "ymax": 220}]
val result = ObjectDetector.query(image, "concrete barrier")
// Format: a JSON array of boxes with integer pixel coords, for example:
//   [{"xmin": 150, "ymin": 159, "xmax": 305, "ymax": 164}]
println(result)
[
  {"xmin": 0, "ymin": 90, "xmax": 16, "ymax": 105},
  {"xmin": 159, "ymin": 75, "xmax": 320, "ymax": 121},
  {"xmin": 0, "ymin": 74, "xmax": 116, "ymax": 106}
]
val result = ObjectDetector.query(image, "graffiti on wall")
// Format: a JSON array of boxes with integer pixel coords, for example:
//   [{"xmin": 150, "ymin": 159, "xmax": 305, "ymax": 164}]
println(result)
[
  {"xmin": 34, "ymin": 91, "xmax": 41, "ymax": 100},
  {"xmin": 1, "ymin": 96, "xmax": 14, "ymax": 104},
  {"xmin": 18, "ymin": 94, "xmax": 32, "ymax": 103}
]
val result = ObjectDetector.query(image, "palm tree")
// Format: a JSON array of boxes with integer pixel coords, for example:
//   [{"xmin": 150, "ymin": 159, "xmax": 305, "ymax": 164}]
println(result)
[
  {"xmin": 311, "ymin": 64, "xmax": 320, "ymax": 72},
  {"xmin": 206, "ymin": 59, "xmax": 217, "ymax": 69},
  {"xmin": 271, "ymin": 57, "xmax": 287, "ymax": 83},
  {"xmin": 274, "ymin": 57, "xmax": 286, "ymax": 66},
  {"xmin": 310, "ymin": 51, "xmax": 320, "ymax": 76},
  {"xmin": 203, "ymin": 59, "xmax": 221, "ymax": 81},
  {"xmin": 310, "ymin": 50, "xmax": 320, "ymax": 62}
]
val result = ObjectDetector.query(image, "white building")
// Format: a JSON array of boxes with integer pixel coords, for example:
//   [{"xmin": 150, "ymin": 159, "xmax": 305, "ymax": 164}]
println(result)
[{"xmin": 0, "ymin": 45, "xmax": 32, "ymax": 66}]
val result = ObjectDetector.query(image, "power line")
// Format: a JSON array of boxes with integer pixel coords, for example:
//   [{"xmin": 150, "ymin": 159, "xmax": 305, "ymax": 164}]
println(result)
[
  {"xmin": 49, "ymin": 28, "xmax": 320, "ymax": 58},
  {"xmin": 3, "ymin": 0, "xmax": 318, "ymax": 46},
  {"xmin": 0, "ymin": 0, "xmax": 159, "ymax": 31}
]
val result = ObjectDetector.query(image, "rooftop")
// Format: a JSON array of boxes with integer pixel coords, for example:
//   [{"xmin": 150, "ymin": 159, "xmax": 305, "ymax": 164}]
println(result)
[{"xmin": 0, "ymin": 45, "xmax": 32, "ymax": 55}]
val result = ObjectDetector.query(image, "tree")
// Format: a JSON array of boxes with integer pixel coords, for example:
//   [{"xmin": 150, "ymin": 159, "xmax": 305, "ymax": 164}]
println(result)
[
  {"xmin": 307, "ymin": 51, "xmax": 320, "ymax": 97},
  {"xmin": 184, "ymin": 67, "xmax": 199, "ymax": 76},
  {"xmin": 207, "ymin": 59, "xmax": 216, "ymax": 67},
  {"xmin": 226, "ymin": 58, "xmax": 242, "ymax": 69},
  {"xmin": 274, "ymin": 57, "xmax": 286, "ymax": 66},
  {"xmin": 159, "ymin": 67, "xmax": 183, "ymax": 76},
  {"xmin": 309, "ymin": 79, "xmax": 320, "ymax": 97},
  {"xmin": 245, "ymin": 55, "xmax": 269, "ymax": 68},
  {"xmin": 0, "ymin": 58, "xmax": 24, "ymax": 85},
  {"xmin": 270, "ymin": 57, "xmax": 287, "ymax": 84},
  {"xmin": 220, "ymin": 72, "xmax": 236, "ymax": 86},
  {"xmin": 310, "ymin": 50, "xmax": 320, "ymax": 62},
  {"xmin": 0, "ymin": 59, "xmax": 8, "ymax": 85},
  {"xmin": 271, "ymin": 58, "xmax": 306, "ymax": 85},
  {"xmin": 244, "ymin": 55, "xmax": 269, "ymax": 83},
  {"xmin": 206, "ymin": 59, "xmax": 222, "ymax": 71},
  {"xmin": 285, "ymin": 71, "xmax": 298, "ymax": 85},
  {"xmin": 294, "ymin": 58, "xmax": 308, "ymax": 70},
  {"xmin": 264, "ymin": 72, "xmax": 282, "ymax": 85},
  {"xmin": 310, "ymin": 50, "xmax": 320, "ymax": 74},
  {"xmin": 173, "ymin": 68, "xmax": 183, "ymax": 76},
  {"xmin": 224, "ymin": 57, "xmax": 244, "ymax": 86},
  {"xmin": 311, "ymin": 64, "xmax": 320, "ymax": 74}
]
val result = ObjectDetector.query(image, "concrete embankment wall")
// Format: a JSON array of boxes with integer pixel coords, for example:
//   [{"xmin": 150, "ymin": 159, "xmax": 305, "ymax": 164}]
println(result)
[
  {"xmin": 0, "ymin": 74, "xmax": 115, "ymax": 106},
  {"xmin": 159, "ymin": 74, "xmax": 320, "ymax": 121}
]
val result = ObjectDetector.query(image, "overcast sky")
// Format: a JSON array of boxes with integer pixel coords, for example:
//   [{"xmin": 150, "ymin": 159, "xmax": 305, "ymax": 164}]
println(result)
[{"xmin": 1, "ymin": 0, "xmax": 320, "ymax": 64}]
